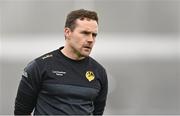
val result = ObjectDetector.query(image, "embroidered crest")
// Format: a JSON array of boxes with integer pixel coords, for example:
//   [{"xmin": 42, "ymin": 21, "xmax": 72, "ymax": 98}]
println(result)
[{"xmin": 85, "ymin": 71, "xmax": 95, "ymax": 82}]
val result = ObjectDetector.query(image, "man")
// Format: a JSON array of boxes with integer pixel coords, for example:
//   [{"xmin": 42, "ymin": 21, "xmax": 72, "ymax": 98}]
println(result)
[{"xmin": 14, "ymin": 9, "xmax": 108, "ymax": 115}]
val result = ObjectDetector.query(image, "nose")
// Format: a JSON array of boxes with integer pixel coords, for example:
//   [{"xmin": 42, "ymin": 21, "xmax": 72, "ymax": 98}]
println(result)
[{"xmin": 87, "ymin": 34, "xmax": 94, "ymax": 43}]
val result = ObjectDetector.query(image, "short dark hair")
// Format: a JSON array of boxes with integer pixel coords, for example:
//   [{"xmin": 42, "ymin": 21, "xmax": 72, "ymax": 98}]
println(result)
[{"xmin": 65, "ymin": 9, "xmax": 98, "ymax": 31}]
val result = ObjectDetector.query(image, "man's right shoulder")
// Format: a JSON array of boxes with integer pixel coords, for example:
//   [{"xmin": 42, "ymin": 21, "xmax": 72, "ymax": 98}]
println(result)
[
  {"xmin": 35, "ymin": 49, "xmax": 57, "ymax": 63},
  {"xmin": 26, "ymin": 49, "xmax": 57, "ymax": 69}
]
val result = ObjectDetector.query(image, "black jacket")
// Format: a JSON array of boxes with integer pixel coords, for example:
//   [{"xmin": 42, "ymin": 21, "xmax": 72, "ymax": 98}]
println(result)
[{"xmin": 14, "ymin": 47, "xmax": 108, "ymax": 115}]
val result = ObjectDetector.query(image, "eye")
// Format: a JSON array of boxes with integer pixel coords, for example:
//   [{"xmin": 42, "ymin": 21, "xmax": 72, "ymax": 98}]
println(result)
[
  {"xmin": 92, "ymin": 33, "xmax": 97, "ymax": 37},
  {"xmin": 81, "ymin": 31, "xmax": 90, "ymax": 35},
  {"xmin": 80, "ymin": 31, "xmax": 97, "ymax": 38}
]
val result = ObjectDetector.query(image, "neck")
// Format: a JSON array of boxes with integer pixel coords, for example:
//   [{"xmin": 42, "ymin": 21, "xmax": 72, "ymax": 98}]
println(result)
[{"xmin": 61, "ymin": 46, "xmax": 85, "ymax": 60}]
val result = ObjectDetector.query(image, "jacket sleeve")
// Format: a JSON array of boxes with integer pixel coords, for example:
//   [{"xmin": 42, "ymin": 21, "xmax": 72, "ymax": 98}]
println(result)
[
  {"xmin": 14, "ymin": 60, "xmax": 42, "ymax": 115},
  {"xmin": 93, "ymin": 68, "xmax": 108, "ymax": 115}
]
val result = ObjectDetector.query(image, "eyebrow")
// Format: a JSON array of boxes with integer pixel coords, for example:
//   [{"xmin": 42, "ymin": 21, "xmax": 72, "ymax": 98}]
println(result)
[{"xmin": 81, "ymin": 31, "xmax": 97, "ymax": 36}]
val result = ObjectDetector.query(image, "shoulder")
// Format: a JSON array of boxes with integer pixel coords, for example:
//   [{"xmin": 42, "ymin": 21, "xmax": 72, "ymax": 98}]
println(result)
[
  {"xmin": 33, "ymin": 49, "xmax": 60, "ymax": 67},
  {"xmin": 88, "ymin": 57, "xmax": 107, "ymax": 77},
  {"xmin": 89, "ymin": 57, "xmax": 106, "ymax": 71},
  {"xmin": 88, "ymin": 57, "xmax": 108, "ymax": 86},
  {"xmin": 25, "ymin": 49, "xmax": 58, "ymax": 71},
  {"xmin": 36, "ymin": 49, "xmax": 57, "ymax": 62}
]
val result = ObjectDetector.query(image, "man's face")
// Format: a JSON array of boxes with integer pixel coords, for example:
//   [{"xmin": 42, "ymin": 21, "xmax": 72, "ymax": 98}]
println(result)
[{"xmin": 65, "ymin": 18, "xmax": 98, "ymax": 58}]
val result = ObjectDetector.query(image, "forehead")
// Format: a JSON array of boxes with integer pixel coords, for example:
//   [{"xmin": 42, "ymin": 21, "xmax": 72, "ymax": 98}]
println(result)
[{"xmin": 74, "ymin": 19, "xmax": 98, "ymax": 32}]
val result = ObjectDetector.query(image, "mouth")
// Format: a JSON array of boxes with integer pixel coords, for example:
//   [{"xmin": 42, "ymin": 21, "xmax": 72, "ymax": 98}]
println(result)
[
  {"xmin": 83, "ymin": 46, "xmax": 92, "ymax": 51},
  {"xmin": 83, "ymin": 45, "xmax": 92, "ymax": 49},
  {"xmin": 84, "ymin": 46, "xmax": 91, "ymax": 49}
]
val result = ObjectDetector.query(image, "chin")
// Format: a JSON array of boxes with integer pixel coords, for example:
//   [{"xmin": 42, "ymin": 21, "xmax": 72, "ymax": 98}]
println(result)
[
  {"xmin": 81, "ymin": 52, "xmax": 90, "ymax": 57},
  {"xmin": 82, "ymin": 54, "xmax": 89, "ymax": 57}
]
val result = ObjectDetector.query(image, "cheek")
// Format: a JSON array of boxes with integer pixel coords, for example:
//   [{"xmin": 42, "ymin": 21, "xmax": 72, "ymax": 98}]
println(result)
[
  {"xmin": 70, "ymin": 36, "xmax": 83, "ymax": 47},
  {"xmin": 73, "ymin": 35, "xmax": 85, "ymax": 44},
  {"xmin": 70, "ymin": 32, "xmax": 87, "ymax": 46}
]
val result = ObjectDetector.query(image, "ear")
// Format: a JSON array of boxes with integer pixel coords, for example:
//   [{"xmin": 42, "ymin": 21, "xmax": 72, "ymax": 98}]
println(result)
[{"xmin": 64, "ymin": 27, "xmax": 72, "ymax": 39}]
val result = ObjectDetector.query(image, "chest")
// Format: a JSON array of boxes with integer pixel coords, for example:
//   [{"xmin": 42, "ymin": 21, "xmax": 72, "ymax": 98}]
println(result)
[{"xmin": 40, "ymin": 60, "xmax": 101, "ymax": 101}]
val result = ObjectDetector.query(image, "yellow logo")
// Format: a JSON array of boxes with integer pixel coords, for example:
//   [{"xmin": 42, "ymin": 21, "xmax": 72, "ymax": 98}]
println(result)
[{"xmin": 85, "ymin": 71, "xmax": 95, "ymax": 82}]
